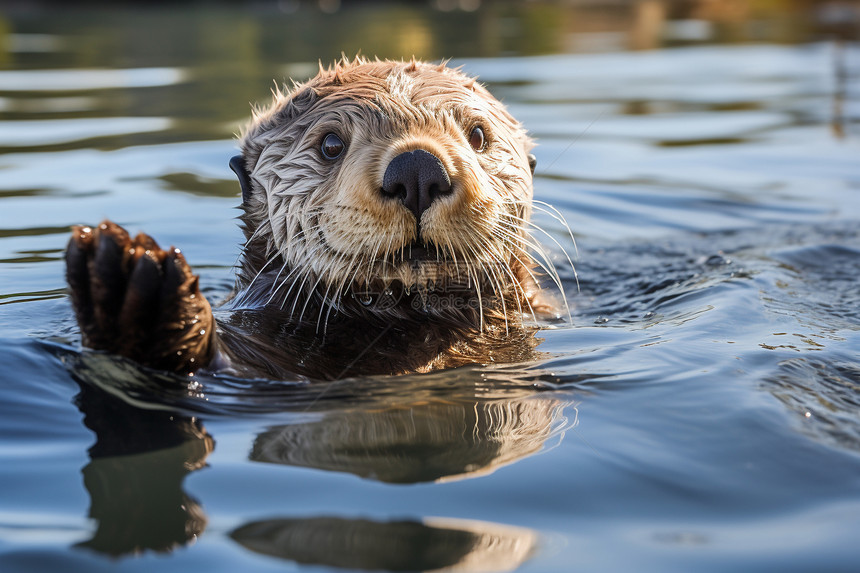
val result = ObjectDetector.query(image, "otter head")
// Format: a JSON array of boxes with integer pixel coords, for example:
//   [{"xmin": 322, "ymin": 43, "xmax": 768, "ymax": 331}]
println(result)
[{"xmin": 231, "ymin": 57, "xmax": 543, "ymax": 327}]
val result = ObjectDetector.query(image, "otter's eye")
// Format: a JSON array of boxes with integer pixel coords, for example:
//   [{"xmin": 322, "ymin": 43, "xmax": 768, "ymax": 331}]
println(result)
[
  {"xmin": 321, "ymin": 133, "xmax": 345, "ymax": 159},
  {"xmin": 468, "ymin": 126, "xmax": 485, "ymax": 152}
]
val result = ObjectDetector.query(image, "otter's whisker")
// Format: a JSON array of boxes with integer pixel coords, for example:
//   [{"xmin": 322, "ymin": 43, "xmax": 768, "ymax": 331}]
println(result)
[
  {"xmin": 273, "ymin": 240, "xmax": 330, "ymax": 312},
  {"xmin": 459, "ymin": 253, "xmax": 485, "ymax": 331},
  {"xmin": 296, "ymin": 272, "xmax": 326, "ymax": 323},
  {"xmin": 494, "ymin": 228, "xmax": 564, "ymax": 299},
  {"xmin": 316, "ymin": 281, "xmax": 335, "ymax": 336},
  {"xmin": 493, "ymin": 240, "xmax": 542, "ymax": 319},
  {"xmin": 269, "ymin": 265, "xmax": 304, "ymax": 308},
  {"xmin": 234, "ymin": 250, "xmax": 282, "ymax": 307},
  {"xmin": 501, "ymin": 209, "xmax": 579, "ymax": 294},
  {"xmin": 463, "ymin": 238, "xmax": 507, "ymax": 333},
  {"xmin": 323, "ymin": 249, "xmax": 364, "ymax": 334},
  {"xmin": 234, "ymin": 219, "xmax": 271, "ymax": 268},
  {"xmin": 338, "ymin": 251, "xmax": 365, "ymax": 307},
  {"xmin": 483, "ymin": 233, "xmax": 533, "ymax": 322},
  {"xmin": 315, "ymin": 244, "xmax": 356, "ymax": 327},
  {"xmin": 531, "ymin": 199, "xmax": 579, "ymax": 258},
  {"xmin": 442, "ymin": 234, "xmax": 463, "ymax": 282},
  {"xmin": 471, "ymin": 232, "xmax": 537, "ymax": 324},
  {"xmin": 501, "ymin": 202, "xmax": 577, "ymax": 270},
  {"xmin": 492, "ymin": 223, "xmax": 571, "ymax": 321},
  {"xmin": 285, "ymin": 267, "xmax": 314, "ymax": 316},
  {"xmin": 263, "ymin": 259, "xmax": 293, "ymax": 306},
  {"xmin": 277, "ymin": 267, "xmax": 308, "ymax": 313},
  {"xmin": 495, "ymin": 211, "xmax": 565, "ymax": 278},
  {"xmin": 307, "ymin": 248, "xmax": 346, "ymax": 329}
]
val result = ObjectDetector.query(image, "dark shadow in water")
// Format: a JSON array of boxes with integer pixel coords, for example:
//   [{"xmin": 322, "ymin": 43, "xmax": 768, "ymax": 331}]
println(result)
[
  {"xmin": 230, "ymin": 516, "xmax": 537, "ymax": 572},
  {"xmin": 69, "ymin": 363, "xmax": 214, "ymax": 557}
]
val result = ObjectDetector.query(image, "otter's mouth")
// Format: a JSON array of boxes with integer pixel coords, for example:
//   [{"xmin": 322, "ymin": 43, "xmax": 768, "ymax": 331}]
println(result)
[
  {"xmin": 394, "ymin": 242, "xmax": 441, "ymax": 262},
  {"xmin": 345, "ymin": 243, "xmax": 512, "ymax": 315}
]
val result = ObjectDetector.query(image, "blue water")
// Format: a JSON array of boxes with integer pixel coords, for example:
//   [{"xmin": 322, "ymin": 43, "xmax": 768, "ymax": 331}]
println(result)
[{"xmin": 2, "ymin": 4, "xmax": 860, "ymax": 572}]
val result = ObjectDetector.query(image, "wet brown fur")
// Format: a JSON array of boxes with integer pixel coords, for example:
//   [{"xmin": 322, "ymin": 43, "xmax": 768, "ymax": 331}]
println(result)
[{"xmin": 66, "ymin": 57, "xmax": 563, "ymax": 380}]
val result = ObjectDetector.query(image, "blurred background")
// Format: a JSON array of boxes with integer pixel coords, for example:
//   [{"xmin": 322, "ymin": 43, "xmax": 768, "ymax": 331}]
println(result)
[{"xmin": 1, "ymin": 0, "xmax": 857, "ymax": 151}]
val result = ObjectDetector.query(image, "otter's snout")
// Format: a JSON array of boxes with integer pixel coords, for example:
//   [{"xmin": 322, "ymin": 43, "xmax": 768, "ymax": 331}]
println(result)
[{"xmin": 381, "ymin": 149, "xmax": 452, "ymax": 225}]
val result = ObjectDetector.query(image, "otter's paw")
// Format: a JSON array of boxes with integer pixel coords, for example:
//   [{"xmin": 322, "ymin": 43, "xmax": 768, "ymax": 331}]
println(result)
[{"xmin": 65, "ymin": 221, "xmax": 215, "ymax": 373}]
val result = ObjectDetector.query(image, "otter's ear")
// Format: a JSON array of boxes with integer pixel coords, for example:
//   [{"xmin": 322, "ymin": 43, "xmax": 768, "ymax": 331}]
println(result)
[
  {"xmin": 229, "ymin": 155, "xmax": 253, "ymax": 204},
  {"xmin": 527, "ymin": 153, "xmax": 537, "ymax": 176}
]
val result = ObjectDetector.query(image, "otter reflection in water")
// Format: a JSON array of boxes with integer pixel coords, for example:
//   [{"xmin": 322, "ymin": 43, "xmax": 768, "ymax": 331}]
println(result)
[
  {"xmin": 62, "ymin": 348, "xmax": 571, "ymax": 568},
  {"xmin": 250, "ymin": 383, "xmax": 573, "ymax": 483},
  {"xmin": 68, "ymin": 354, "xmax": 213, "ymax": 557},
  {"xmin": 234, "ymin": 373, "xmax": 568, "ymax": 571},
  {"xmin": 231, "ymin": 517, "xmax": 537, "ymax": 573}
]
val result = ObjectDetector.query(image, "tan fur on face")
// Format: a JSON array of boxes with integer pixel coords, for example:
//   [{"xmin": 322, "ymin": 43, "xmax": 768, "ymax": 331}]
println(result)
[{"xmin": 236, "ymin": 56, "xmax": 538, "ymax": 318}]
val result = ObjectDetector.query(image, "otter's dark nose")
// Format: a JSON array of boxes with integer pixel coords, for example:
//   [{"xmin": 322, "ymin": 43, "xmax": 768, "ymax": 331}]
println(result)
[{"xmin": 381, "ymin": 149, "xmax": 452, "ymax": 224}]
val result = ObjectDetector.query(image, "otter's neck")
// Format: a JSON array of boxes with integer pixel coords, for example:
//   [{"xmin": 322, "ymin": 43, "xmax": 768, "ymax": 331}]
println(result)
[{"xmin": 215, "ymin": 290, "xmax": 536, "ymax": 380}]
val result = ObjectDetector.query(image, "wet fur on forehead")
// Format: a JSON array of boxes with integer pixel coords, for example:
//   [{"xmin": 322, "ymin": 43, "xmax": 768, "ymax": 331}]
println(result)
[{"xmin": 238, "ymin": 57, "xmax": 529, "ymax": 176}]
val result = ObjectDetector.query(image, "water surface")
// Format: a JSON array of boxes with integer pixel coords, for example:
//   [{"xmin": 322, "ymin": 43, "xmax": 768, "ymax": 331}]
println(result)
[{"xmin": 1, "ymin": 3, "xmax": 859, "ymax": 572}]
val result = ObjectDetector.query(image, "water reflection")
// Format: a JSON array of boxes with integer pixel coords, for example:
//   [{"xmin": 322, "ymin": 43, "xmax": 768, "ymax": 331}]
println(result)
[
  {"xmin": 70, "ymin": 369, "xmax": 213, "ymax": 557},
  {"xmin": 59, "ymin": 347, "xmax": 569, "ymax": 562},
  {"xmin": 231, "ymin": 516, "xmax": 537, "ymax": 572},
  {"xmin": 251, "ymin": 394, "xmax": 572, "ymax": 483}
]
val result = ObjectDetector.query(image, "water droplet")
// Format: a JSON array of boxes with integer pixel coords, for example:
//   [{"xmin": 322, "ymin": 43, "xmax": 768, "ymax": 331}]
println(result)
[
  {"xmin": 704, "ymin": 254, "xmax": 730, "ymax": 266},
  {"xmin": 359, "ymin": 295, "xmax": 373, "ymax": 306}
]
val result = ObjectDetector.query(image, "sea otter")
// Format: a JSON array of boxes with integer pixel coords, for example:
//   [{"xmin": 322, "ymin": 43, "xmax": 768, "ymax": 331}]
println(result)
[{"xmin": 65, "ymin": 57, "xmax": 566, "ymax": 380}]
